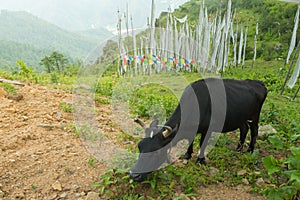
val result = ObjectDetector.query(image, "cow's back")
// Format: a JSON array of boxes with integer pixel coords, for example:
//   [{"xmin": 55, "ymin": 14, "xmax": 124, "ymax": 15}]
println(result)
[{"xmin": 190, "ymin": 78, "xmax": 267, "ymax": 133}]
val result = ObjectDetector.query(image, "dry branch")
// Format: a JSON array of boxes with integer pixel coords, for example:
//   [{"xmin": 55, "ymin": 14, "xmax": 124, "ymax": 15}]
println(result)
[{"xmin": 0, "ymin": 78, "xmax": 25, "ymax": 86}]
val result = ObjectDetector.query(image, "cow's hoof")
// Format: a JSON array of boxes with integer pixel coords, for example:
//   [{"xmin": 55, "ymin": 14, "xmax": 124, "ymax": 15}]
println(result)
[
  {"xmin": 247, "ymin": 148, "xmax": 254, "ymax": 153},
  {"xmin": 236, "ymin": 144, "xmax": 244, "ymax": 151},
  {"xmin": 196, "ymin": 157, "xmax": 206, "ymax": 165},
  {"xmin": 183, "ymin": 153, "xmax": 192, "ymax": 160}
]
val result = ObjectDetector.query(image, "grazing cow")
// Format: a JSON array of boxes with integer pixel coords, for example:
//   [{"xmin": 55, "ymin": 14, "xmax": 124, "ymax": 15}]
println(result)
[{"xmin": 129, "ymin": 78, "xmax": 267, "ymax": 182}]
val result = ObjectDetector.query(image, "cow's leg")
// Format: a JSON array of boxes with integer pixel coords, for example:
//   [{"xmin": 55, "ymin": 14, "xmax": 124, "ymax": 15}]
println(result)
[
  {"xmin": 184, "ymin": 141, "xmax": 194, "ymax": 160},
  {"xmin": 196, "ymin": 132, "xmax": 211, "ymax": 164},
  {"xmin": 248, "ymin": 121, "xmax": 258, "ymax": 152},
  {"xmin": 237, "ymin": 122, "xmax": 249, "ymax": 151}
]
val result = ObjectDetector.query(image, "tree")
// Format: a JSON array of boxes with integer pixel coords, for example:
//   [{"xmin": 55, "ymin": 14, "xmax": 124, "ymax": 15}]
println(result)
[
  {"xmin": 51, "ymin": 51, "xmax": 68, "ymax": 72},
  {"xmin": 40, "ymin": 51, "xmax": 68, "ymax": 73},
  {"xmin": 40, "ymin": 56, "xmax": 54, "ymax": 73}
]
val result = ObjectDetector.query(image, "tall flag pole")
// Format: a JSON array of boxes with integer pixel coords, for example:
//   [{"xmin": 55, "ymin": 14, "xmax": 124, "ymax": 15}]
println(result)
[
  {"xmin": 197, "ymin": 0, "xmax": 205, "ymax": 69},
  {"xmin": 217, "ymin": 31, "xmax": 225, "ymax": 72},
  {"xmin": 222, "ymin": 0, "xmax": 232, "ymax": 72},
  {"xmin": 174, "ymin": 16, "xmax": 179, "ymax": 70},
  {"xmin": 238, "ymin": 27, "xmax": 244, "ymax": 67},
  {"xmin": 117, "ymin": 9, "xmax": 125, "ymax": 76},
  {"xmin": 148, "ymin": 0, "xmax": 155, "ymax": 75},
  {"xmin": 131, "ymin": 15, "xmax": 138, "ymax": 76},
  {"xmin": 209, "ymin": 11, "xmax": 224, "ymax": 71},
  {"xmin": 252, "ymin": 22, "xmax": 259, "ymax": 68},
  {"xmin": 202, "ymin": 8, "xmax": 210, "ymax": 71},
  {"xmin": 293, "ymin": 83, "xmax": 300, "ymax": 99},
  {"xmin": 125, "ymin": 2, "xmax": 129, "ymax": 36},
  {"xmin": 233, "ymin": 11, "xmax": 238, "ymax": 68},
  {"xmin": 168, "ymin": 12, "xmax": 174, "ymax": 68},
  {"xmin": 160, "ymin": 26, "xmax": 165, "ymax": 72},
  {"xmin": 242, "ymin": 24, "xmax": 249, "ymax": 68}
]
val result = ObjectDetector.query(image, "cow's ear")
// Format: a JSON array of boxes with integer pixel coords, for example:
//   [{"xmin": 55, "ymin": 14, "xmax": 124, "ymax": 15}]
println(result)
[{"xmin": 149, "ymin": 119, "xmax": 159, "ymax": 128}]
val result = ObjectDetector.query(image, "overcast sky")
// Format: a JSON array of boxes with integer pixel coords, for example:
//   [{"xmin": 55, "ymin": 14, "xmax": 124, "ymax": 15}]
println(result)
[{"xmin": 0, "ymin": 0, "xmax": 189, "ymax": 31}]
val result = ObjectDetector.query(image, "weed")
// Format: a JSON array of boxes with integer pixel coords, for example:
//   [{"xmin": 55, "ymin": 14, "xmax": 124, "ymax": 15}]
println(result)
[
  {"xmin": 87, "ymin": 156, "xmax": 96, "ymax": 168},
  {"xmin": 31, "ymin": 184, "xmax": 37, "ymax": 190},
  {"xmin": 0, "ymin": 82, "xmax": 17, "ymax": 95},
  {"xmin": 60, "ymin": 102, "xmax": 73, "ymax": 113}
]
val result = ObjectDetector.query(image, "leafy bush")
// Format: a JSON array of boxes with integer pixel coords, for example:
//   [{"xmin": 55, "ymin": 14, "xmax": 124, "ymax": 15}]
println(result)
[
  {"xmin": 95, "ymin": 77, "xmax": 115, "ymax": 97},
  {"xmin": 129, "ymin": 84, "xmax": 178, "ymax": 119}
]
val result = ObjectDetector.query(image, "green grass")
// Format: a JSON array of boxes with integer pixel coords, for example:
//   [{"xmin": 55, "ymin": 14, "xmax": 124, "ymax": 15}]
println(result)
[
  {"xmin": 59, "ymin": 102, "xmax": 73, "ymax": 113},
  {"xmin": 92, "ymin": 60, "xmax": 299, "ymax": 200},
  {"xmin": 1, "ymin": 59, "xmax": 299, "ymax": 199},
  {"xmin": 0, "ymin": 82, "xmax": 17, "ymax": 95}
]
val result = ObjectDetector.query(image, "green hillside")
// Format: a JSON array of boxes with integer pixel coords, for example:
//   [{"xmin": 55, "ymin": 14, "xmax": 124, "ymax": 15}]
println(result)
[
  {"xmin": 0, "ymin": 10, "xmax": 112, "ymax": 68},
  {"xmin": 0, "ymin": 40, "xmax": 50, "ymax": 70},
  {"xmin": 157, "ymin": 0, "xmax": 299, "ymax": 61}
]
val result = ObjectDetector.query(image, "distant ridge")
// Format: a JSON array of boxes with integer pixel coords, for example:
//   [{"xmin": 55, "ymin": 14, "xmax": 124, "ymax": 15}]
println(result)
[{"xmin": 0, "ymin": 10, "xmax": 112, "ymax": 68}]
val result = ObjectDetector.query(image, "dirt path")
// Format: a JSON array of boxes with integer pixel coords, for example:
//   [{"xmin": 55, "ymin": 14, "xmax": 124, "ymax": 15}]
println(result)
[{"xmin": 0, "ymin": 82, "xmax": 266, "ymax": 200}]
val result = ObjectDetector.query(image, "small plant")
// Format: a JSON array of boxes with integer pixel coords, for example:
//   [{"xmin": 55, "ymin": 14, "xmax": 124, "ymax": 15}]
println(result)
[
  {"xmin": 95, "ymin": 77, "xmax": 115, "ymax": 97},
  {"xmin": 0, "ymin": 82, "xmax": 17, "ymax": 95},
  {"xmin": 60, "ymin": 102, "xmax": 73, "ymax": 113},
  {"xmin": 87, "ymin": 156, "xmax": 96, "ymax": 168},
  {"xmin": 75, "ymin": 124, "xmax": 102, "ymax": 141},
  {"xmin": 16, "ymin": 60, "xmax": 35, "ymax": 80},
  {"xmin": 31, "ymin": 184, "xmax": 37, "ymax": 190}
]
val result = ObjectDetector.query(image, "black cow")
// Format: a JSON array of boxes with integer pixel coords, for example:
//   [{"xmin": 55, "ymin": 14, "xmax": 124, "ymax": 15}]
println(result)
[{"xmin": 130, "ymin": 78, "xmax": 267, "ymax": 182}]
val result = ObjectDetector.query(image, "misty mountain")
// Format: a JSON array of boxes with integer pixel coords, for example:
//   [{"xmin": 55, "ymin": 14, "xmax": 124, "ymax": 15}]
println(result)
[
  {"xmin": 0, "ymin": 10, "xmax": 112, "ymax": 68},
  {"xmin": 0, "ymin": 0, "xmax": 189, "ymax": 31}
]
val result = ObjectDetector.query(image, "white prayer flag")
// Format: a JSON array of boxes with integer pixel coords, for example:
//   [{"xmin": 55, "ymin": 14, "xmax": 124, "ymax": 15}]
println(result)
[
  {"xmin": 287, "ymin": 51, "xmax": 300, "ymax": 88},
  {"xmin": 286, "ymin": 4, "xmax": 300, "ymax": 65}
]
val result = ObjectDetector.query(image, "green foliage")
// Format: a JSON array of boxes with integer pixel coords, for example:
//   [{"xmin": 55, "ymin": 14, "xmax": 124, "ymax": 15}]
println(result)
[
  {"xmin": 91, "ymin": 63, "xmax": 300, "ymax": 199},
  {"xmin": 13, "ymin": 60, "xmax": 38, "ymax": 82},
  {"xmin": 268, "ymin": 135, "xmax": 286, "ymax": 150},
  {"xmin": 0, "ymin": 82, "xmax": 17, "ymax": 95},
  {"xmin": 158, "ymin": 0, "xmax": 298, "ymax": 61},
  {"xmin": 262, "ymin": 146, "xmax": 300, "ymax": 199},
  {"xmin": 95, "ymin": 77, "xmax": 115, "ymax": 97},
  {"xmin": 92, "ymin": 139, "xmax": 265, "ymax": 199},
  {"xmin": 0, "ymin": 40, "xmax": 50, "ymax": 69},
  {"xmin": 262, "ymin": 155, "xmax": 281, "ymax": 175},
  {"xmin": 60, "ymin": 102, "xmax": 73, "ymax": 113},
  {"xmin": 87, "ymin": 156, "xmax": 96, "ymax": 168},
  {"xmin": 129, "ymin": 84, "xmax": 178, "ymax": 119},
  {"xmin": 95, "ymin": 76, "xmax": 178, "ymax": 120},
  {"xmin": 40, "ymin": 51, "xmax": 69, "ymax": 74},
  {"xmin": 1, "ymin": 58, "xmax": 79, "ymax": 85}
]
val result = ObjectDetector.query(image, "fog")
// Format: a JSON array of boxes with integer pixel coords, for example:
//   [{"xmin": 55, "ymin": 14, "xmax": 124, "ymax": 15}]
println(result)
[{"xmin": 0, "ymin": 0, "xmax": 189, "ymax": 31}]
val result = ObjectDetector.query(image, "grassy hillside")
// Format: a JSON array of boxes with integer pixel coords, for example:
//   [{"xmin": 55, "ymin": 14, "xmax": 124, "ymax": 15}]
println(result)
[
  {"xmin": 157, "ymin": 0, "xmax": 299, "ymax": 61},
  {"xmin": 0, "ymin": 10, "xmax": 112, "ymax": 68}
]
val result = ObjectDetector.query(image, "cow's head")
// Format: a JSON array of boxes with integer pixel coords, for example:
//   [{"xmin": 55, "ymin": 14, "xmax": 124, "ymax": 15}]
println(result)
[{"xmin": 129, "ymin": 119, "xmax": 176, "ymax": 182}]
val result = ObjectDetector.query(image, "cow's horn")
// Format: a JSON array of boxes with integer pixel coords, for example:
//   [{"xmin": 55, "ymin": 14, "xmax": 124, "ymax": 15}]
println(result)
[
  {"xmin": 162, "ymin": 126, "xmax": 172, "ymax": 138},
  {"xmin": 134, "ymin": 118, "xmax": 146, "ymax": 129}
]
